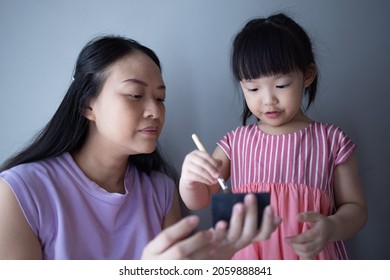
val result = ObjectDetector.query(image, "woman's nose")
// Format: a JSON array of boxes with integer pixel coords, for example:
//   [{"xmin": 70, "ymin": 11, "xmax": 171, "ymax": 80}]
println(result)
[{"xmin": 144, "ymin": 99, "xmax": 162, "ymax": 119}]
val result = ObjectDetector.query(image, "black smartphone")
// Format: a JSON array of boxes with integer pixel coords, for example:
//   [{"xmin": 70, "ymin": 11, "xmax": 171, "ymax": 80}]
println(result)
[{"xmin": 211, "ymin": 192, "xmax": 270, "ymax": 228}]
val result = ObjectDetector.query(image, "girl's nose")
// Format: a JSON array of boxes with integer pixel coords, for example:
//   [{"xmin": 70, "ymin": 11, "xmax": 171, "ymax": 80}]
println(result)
[{"xmin": 263, "ymin": 90, "xmax": 277, "ymax": 106}]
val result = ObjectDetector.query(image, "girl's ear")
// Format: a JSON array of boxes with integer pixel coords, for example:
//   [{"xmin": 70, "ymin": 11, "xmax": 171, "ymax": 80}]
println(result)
[{"xmin": 303, "ymin": 63, "xmax": 317, "ymax": 88}]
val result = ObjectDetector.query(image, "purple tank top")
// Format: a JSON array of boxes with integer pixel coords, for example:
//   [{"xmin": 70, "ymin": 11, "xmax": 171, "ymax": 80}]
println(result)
[{"xmin": 0, "ymin": 152, "xmax": 175, "ymax": 259}]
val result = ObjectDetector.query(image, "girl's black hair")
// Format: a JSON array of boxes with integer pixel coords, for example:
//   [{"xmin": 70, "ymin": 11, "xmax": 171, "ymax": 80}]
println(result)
[
  {"xmin": 231, "ymin": 13, "xmax": 318, "ymax": 125},
  {"xmin": 1, "ymin": 35, "xmax": 177, "ymax": 181}
]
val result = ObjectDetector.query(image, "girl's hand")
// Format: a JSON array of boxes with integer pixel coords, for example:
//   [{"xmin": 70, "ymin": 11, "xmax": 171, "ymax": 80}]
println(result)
[
  {"xmin": 285, "ymin": 211, "xmax": 335, "ymax": 259},
  {"xmin": 180, "ymin": 150, "xmax": 222, "ymax": 188},
  {"xmin": 179, "ymin": 150, "xmax": 223, "ymax": 210},
  {"xmin": 208, "ymin": 194, "xmax": 282, "ymax": 259}
]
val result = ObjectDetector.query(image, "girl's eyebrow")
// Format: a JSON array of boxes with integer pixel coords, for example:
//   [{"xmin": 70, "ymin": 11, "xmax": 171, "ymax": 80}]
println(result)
[
  {"xmin": 275, "ymin": 73, "xmax": 293, "ymax": 78},
  {"xmin": 121, "ymin": 78, "xmax": 165, "ymax": 89}
]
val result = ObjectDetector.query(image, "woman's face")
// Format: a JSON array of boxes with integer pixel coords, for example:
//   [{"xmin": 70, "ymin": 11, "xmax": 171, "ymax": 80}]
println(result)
[{"xmin": 86, "ymin": 51, "xmax": 166, "ymax": 156}]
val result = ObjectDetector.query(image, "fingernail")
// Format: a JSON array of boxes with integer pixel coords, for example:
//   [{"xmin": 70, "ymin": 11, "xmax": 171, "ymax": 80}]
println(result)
[
  {"xmin": 233, "ymin": 203, "xmax": 243, "ymax": 213},
  {"xmin": 186, "ymin": 215, "xmax": 199, "ymax": 225},
  {"xmin": 244, "ymin": 194, "xmax": 256, "ymax": 204}
]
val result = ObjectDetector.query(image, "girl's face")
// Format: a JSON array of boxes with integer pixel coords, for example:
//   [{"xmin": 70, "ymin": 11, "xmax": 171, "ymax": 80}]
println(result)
[
  {"xmin": 85, "ymin": 51, "xmax": 166, "ymax": 156},
  {"xmin": 240, "ymin": 69, "xmax": 315, "ymax": 132}
]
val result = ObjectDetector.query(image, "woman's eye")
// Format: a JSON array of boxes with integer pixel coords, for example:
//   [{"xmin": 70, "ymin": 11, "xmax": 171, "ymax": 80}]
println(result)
[
  {"xmin": 247, "ymin": 88, "xmax": 258, "ymax": 92},
  {"xmin": 128, "ymin": 94, "xmax": 142, "ymax": 99},
  {"xmin": 157, "ymin": 98, "xmax": 166, "ymax": 103}
]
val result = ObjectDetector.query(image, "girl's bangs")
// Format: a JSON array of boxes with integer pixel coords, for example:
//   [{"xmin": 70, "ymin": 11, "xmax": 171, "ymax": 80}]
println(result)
[{"xmin": 234, "ymin": 28, "xmax": 304, "ymax": 80}]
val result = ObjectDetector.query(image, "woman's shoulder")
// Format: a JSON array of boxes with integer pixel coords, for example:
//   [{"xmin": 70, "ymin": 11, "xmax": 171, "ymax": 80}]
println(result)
[
  {"xmin": 0, "ymin": 153, "xmax": 69, "ymax": 179},
  {"xmin": 0, "ymin": 153, "xmax": 75, "ymax": 196}
]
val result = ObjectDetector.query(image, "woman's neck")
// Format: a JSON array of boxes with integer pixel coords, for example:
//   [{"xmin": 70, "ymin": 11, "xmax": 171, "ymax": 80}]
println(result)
[{"xmin": 71, "ymin": 145, "xmax": 129, "ymax": 194}]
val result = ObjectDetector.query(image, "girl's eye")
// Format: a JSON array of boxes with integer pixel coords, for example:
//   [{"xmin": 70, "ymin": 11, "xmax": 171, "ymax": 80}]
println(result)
[
  {"xmin": 157, "ymin": 98, "xmax": 166, "ymax": 103},
  {"xmin": 247, "ymin": 88, "xmax": 258, "ymax": 92},
  {"xmin": 276, "ymin": 83, "xmax": 290, "ymax": 89}
]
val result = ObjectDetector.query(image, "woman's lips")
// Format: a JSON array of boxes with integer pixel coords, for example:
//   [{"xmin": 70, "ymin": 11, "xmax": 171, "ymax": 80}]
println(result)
[{"xmin": 139, "ymin": 126, "xmax": 159, "ymax": 136}]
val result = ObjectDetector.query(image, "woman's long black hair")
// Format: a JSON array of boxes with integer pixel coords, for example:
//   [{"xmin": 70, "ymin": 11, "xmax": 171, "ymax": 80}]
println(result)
[
  {"xmin": 231, "ymin": 13, "xmax": 318, "ymax": 125},
  {"xmin": 1, "ymin": 35, "xmax": 176, "ymax": 181}
]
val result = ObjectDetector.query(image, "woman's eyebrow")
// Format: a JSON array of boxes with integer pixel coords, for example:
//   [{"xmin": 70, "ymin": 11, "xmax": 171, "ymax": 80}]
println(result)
[{"xmin": 121, "ymin": 78, "xmax": 165, "ymax": 89}]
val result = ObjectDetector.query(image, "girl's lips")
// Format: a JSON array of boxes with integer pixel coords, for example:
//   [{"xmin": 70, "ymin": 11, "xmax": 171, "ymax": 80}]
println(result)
[{"xmin": 265, "ymin": 111, "xmax": 280, "ymax": 119}]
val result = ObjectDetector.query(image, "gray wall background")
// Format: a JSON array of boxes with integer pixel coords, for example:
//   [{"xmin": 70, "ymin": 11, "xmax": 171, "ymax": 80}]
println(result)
[{"xmin": 1, "ymin": 0, "xmax": 389, "ymax": 259}]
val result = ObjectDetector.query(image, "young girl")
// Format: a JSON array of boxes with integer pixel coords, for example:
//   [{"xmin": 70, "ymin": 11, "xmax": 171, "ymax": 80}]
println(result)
[
  {"xmin": 0, "ymin": 35, "xmax": 279, "ymax": 259},
  {"xmin": 180, "ymin": 13, "xmax": 368, "ymax": 260}
]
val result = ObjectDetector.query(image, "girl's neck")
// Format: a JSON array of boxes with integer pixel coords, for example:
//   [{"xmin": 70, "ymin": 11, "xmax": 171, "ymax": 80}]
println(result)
[{"xmin": 258, "ymin": 113, "xmax": 313, "ymax": 136}]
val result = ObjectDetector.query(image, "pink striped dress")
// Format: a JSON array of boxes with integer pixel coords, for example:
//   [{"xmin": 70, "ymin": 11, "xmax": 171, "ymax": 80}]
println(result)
[{"xmin": 217, "ymin": 122, "xmax": 355, "ymax": 260}]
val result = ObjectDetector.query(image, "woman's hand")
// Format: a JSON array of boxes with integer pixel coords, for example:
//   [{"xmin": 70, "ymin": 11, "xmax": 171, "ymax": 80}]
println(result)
[
  {"xmin": 142, "ymin": 194, "xmax": 281, "ymax": 260},
  {"xmin": 141, "ymin": 215, "xmax": 214, "ymax": 259},
  {"xmin": 208, "ymin": 194, "xmax": 281, "ymax": 259},
  {"xmin": 285, "ymin": 211, "xmax": 334, "ymax": 260}
]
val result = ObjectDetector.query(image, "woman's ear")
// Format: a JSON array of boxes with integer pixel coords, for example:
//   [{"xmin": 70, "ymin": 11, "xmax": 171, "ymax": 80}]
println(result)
[
  {"xmin": 83, "ymin": 104, "xmax": 96, "ymax": 121},
  {"xmin": 303, "ymin": 63, "xmax": 317, "ymax": 88}
]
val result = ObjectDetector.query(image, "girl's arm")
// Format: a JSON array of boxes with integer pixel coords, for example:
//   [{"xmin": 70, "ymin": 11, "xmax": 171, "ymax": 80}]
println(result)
[
  {"xmin": 286, "ymin": 153, "xmax": 368, "ymax": 259},
  {"xmin": 0, "ymin": 179, "xmax": 42, "ymax": 259},
  {"xmin": 328, "ymin": 153, "xmax": 368, "ymax": 240},
  {"xmin": 179, "ymin": 146, "xmax": 230, "ymax": 210}
]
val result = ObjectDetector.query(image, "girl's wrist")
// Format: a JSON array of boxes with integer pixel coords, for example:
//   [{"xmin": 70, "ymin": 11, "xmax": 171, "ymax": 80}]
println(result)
[{"xmin": 326, "ymin": 215, "xmax": 338, "ymax": 241}]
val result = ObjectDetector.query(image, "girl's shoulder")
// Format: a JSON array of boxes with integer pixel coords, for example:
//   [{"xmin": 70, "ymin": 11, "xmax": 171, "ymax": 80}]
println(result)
[
  {"xmin": 227, "ymin": 123, "xmax": 257, "ymax": 136},
  {"xmin": 310, "ymin": 122, "xmax": 352, "ymax": 137}
]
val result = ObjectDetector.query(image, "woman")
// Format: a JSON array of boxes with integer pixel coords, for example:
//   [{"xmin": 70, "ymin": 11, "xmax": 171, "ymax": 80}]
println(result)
[{"xmin": 0, "ymin": 35, "xmax": 280, "ymax": 259}]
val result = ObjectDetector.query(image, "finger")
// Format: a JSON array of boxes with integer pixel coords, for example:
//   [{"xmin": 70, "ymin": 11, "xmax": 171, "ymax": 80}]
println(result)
[
  {"xmin": 297, "ymin": 211, "xmax": 321, "ymax": 223},
  {"xmin": 240, "ymin": 194, "xmax": 258, "ymax": 240},
  {"xmin": 212, "ymin": 221, "xmax": 228, "ymax": 243},
  {"xmin": 285, "ymin": 229, "xmax": 314, "ymax": 245},
  {"xmin": 190, "ymin": 151, "xmax": 222, "ymax": 176},
  {"xmin": 288, "ymin": 241, "xmax": 317, "ymax": 260},
  {"xmin": 183, "ymin": 152, "xmax": 221, "ymax": 184},
  {"xmin": 253, "ymin": 205, "xmax": 281, "ymax": 241},
  {"xmin": 226, "ymin": 202, "xmax": 245, "ymax": 241},
  {"xmin": 146, "ymin": 215, "xmax": 200, "ymax": 255},
  {"xmin": 184, "ymin": 169, "xmax": 218, "ymax": 186},
  {"xmin": 163, "ymin": 230, "xmax": 213, "ymax": 259}
]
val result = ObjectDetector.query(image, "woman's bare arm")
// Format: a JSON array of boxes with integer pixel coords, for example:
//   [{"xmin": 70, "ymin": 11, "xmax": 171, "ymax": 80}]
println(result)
[{"xmin": 0, "ymin": 179, "xmax": 42, "ymax": 259}]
